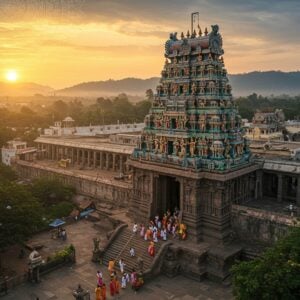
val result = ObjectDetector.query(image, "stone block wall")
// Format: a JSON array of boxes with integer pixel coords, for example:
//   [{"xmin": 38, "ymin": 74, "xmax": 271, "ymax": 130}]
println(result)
[
  {"xmin": 231, "ymin": 204, "xmax": 294, "ymax": 245},
  {"xmin": 16, "ymin": 161, "xmax": 131, "ymax": 208}
]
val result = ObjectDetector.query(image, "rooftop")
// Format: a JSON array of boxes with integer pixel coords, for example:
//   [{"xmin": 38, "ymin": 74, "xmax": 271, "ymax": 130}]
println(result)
[{"xmin": 35, "ymin": 136, "xmax": 135, "ymax": 155}]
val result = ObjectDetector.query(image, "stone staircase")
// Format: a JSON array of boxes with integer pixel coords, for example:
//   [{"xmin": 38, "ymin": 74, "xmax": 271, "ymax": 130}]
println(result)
[{"xmin": 102, "ymin": 227, "xmax": 163, "ymax": 274}]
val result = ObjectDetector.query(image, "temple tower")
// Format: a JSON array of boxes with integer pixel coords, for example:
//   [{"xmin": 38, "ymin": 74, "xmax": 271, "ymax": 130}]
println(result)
[{"xmin": 129, "ymin": 23, "xmax": 258, "ymax": 244}]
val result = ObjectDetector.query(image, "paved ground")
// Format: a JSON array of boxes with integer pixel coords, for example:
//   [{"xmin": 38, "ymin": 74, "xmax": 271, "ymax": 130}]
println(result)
[{"xmin": 1, "ymin": 220, "xmax": 233, "ymax": 300}]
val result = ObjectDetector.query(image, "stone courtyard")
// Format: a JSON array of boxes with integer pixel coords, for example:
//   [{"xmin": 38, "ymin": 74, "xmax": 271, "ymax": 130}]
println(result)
[{"xmin": 1, "ymin": 219, "xmax": 233, "ymax": 300}]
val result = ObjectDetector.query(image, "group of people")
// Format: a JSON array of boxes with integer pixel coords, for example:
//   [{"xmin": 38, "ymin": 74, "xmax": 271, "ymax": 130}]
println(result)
[
  {"xmin": 103, "ymin": 258, "xmax": 144, "ymax": 297},
  {"xmin": 51, "ymin": 227, "xmax": 67, "ymax": 240},
  {"xmin": 133, "ymin": 207, "xmax": 187, "ymax": 257}
]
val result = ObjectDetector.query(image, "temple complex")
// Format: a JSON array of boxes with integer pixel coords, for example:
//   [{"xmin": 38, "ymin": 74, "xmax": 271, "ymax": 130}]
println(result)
[
  {"xmin": 14, "ymin": 18, "xmax": 300, "ymax": 282},
  {"xmin": 129, "ymin": 24, "xmax": 257, "ymax": 243}
]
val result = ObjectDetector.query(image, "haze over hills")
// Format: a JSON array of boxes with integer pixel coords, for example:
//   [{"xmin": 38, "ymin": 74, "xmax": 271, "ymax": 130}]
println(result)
[
  {"xmin": 56, "ymin": 71, "xmax": 300, "ymax": 98},
  {"xmin": 0, "ymin": 82, "xmax": 54, "ymax": 97},
  {"xmin": 1, "ymin": 71, "xmax": 300, "ymax": 98}
]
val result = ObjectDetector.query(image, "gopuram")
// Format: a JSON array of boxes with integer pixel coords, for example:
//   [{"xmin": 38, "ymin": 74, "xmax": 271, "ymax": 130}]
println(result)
[{"xmin": 129, "ymin": 22, "xmax": 259, "ymax": 244}]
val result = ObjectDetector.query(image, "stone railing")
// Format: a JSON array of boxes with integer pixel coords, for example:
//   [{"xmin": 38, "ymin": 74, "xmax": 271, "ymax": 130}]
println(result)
[
  {"xmin": 143, "ymin": 241, "xmax": 172, "ymax": 281},
  {"xmin": 93, "ymin": 223, "xmax": 128, "ymax": 263}
]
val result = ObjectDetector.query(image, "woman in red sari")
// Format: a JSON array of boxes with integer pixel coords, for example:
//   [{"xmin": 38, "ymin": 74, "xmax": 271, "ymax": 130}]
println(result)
[
  {"xmin": 109, "ymin": 278, "xmax": 115, "ymax": 296},
  {"xmin": 148, "ymin": 241, "xmax": 155, "ymax": 257}
]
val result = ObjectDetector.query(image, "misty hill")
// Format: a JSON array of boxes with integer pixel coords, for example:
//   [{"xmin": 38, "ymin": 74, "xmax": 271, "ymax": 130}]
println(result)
[
  {"xmin": 229, "ymin": 71, "xmax": 300, "ymax": 96},
  {"xmin": 0, "ymin": 82, "xmax": 54, "ymax": 97},
  {"xmin": 56, "ymin": 71, "xmax": 300, "ymax": 98},
  {"xmin": 56, "ymin": 77, "xmax": 159, "ymax": 98}
]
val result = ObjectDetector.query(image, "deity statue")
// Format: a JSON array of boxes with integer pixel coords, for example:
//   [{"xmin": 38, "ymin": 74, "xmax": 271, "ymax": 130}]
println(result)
[
  {"xmin": 172, "ymin": 84, "xmax": 178, "ymax": 95},
  {"xmin": 179, "ymin": 139, "xmax": 186, "ymax": 158},
  {"xmin": 165, "ymin": 116, "xmax": 170, "ymax": 128},
  {"xmin": 199, "ymin": 115, "xmax": 206, "ymax": 132},
  {"xmin": 93, "ymin": 237, "xmax": 100, "ymax": 252},
  {"xmin": 160, "ymin": 137, "xmax": 166, "ymax": 154},
  {"xmin": 181, "ymin": 115, "xmax": 188, "ymax": 129},
  {"xmin": 191, "ymin": 82, "xmax": 197, "ymax": 95},
  {"xmin": 173, "ymin": 139, "xmax": 180, "ymax": 156},
  {"xmin": 199, "ymin": 99, "xmax": 205, "ymax": 107},
  {"xmin": 154, "ymin": 139, "xmax": 159, "ymax": 153},
  {"xmin": 190, "ymin": 114, "xmax": 196, "ymax": 130},
  {"xmin": 189, "ymin": 138, "xmax": 196, "ymax": 157}
]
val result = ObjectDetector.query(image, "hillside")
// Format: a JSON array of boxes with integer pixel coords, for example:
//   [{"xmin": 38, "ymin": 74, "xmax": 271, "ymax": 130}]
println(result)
[
  {"xmin": 0, "ymin": 82, "xmax": 54, "ymax": 97},
  {"xmin": 1, "ymin": 71, "xmax": 300, "ymax": 98},
  {"xmin": 228, "ymin": 71, "xmax": 300, "ymax": 96},
  {"xmin": 56, "ymin": 77, "xmax": 159, "ymax": 98},
  {"xmin": 56, "ymin": 71, "xmax": 300, "ymax": 97}
]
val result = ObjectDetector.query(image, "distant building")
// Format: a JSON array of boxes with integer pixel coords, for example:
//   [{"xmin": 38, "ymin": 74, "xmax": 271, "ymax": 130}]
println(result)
[
  {"xmin": 245, "ymin": 109, "xmax": 285, "ymax": 141},
  {"xmin": 1, "ymin": 139, "xmax": 36, "ymax": 166},
  {"xmin": 43, "ymin": 117, "xmax": 144, "ymax": 137}
]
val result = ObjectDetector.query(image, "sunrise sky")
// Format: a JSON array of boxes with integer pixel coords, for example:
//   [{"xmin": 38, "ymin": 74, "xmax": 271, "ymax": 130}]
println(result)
[{"xmin": 0, "ymin": 0, "xmax": 299, "ymax": 88}]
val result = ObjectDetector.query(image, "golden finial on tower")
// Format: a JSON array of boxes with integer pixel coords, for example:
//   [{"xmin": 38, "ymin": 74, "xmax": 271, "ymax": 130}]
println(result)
[
  {"xmin": 181, "ymin": 32, "xmax": 184, "ymax": 39},
  {"xmin": 187, "ymin": 30, "xmax": 190, "ymax": 38},
  {"xmin": 204, "ymin": 27, "xmax": 208, "ymax": 36}
]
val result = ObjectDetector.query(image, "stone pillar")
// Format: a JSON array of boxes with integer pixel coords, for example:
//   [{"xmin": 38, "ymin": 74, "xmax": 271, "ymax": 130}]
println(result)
[
  {"xmin": 112, "ymin": 154, "xmax": 116, "ymax": 171},
  {"xmin": 119, "ymin": 155, "xmax": 123, "ymax": 173},
  {"xmin": 277, "ymin": 173, "xmax": 283, "ymax": 202},
  {"xmin": 297, "ymin": 176, "xmax": 300, "ymax": 206},
  {"xmin": 255, "ymin": 170, "xmax": 263, "ymax": 200},
  {"xmin": 100, "ymin": 152, "xmax": 103, "ymax": 169},
  {"xmin": 51, "ymin": 145, "xmax": 55, "ymax": 160},
  {"xmin": 56, "ymin": 146, "xmax": 59, "ymax": 160},
  {"xmin": 71, "ymin": 148, "xmax": 74, "ymax": 165},
  {"xmin": 93, "ymin": 151, "xmax": 97, "ymax": 168},
  {"xmin": 77, "ymin": 149, "xmax": 80, "ymax": 165},
  {"xmin": 87, "ymin": 150, "xmax": 91, "ymax": 167},
  {"xmin": 106, "ymin": 153, "xmax": 109, "ymax": 170}
]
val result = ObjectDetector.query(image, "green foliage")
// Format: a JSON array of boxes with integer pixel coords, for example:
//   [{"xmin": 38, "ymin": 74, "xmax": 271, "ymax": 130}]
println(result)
[
  {"xmin": 0, "ymin": 163, "xmax": 17, "ymax": 182},
  {"xmin": 48, "ymin": 244, "xmax": 75, "ymax": 262},
  {"xmin": 231, "ymin": 227, "xmax": 300, "ymax": 300},
  {"xmin": 0, "ymin": 182, "xmax": 43, "ymax": 249},
  {"xmin": 47, "ymin": 201, "xmax": 74, "ymax": 219},
  {"xmin": 31, "ymin": 177, "xmax": 75, "ymax": 206}
]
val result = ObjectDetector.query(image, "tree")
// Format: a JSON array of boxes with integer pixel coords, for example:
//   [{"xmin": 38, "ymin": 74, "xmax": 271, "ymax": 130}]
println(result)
[
  {"xmin": 231, "ymin": 226, "xmax": 300, "ymax": 300},
  {"xmin": 0, "ymin": 182, "xmax": 43, "ymax": 250},
  {"xmin": 0, "ymin": 163, "xmax": 17, "ymax": 182}
]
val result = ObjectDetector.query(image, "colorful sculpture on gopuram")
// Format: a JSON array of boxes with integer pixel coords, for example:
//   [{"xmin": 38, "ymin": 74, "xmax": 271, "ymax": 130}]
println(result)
[{"xmin": 133, "ymin": 23, "xmax": 250, "ymax": 172}]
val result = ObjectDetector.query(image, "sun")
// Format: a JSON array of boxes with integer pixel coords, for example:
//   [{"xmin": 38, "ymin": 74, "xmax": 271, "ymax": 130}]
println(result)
[{"xmin": 5, "ymin": 70, "xmax": 18, "ymax": 82}]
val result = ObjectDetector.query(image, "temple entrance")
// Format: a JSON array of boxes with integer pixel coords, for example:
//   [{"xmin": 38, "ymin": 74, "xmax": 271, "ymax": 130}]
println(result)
[{"xmin": 153, "ymin": 175, "xmax": 180, "ymax": 217}]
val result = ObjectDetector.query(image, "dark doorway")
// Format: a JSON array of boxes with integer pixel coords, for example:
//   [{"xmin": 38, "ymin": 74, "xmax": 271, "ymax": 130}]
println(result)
[
  {"xmin": 171, "ymin": 118, "xmax": 176, "ymax": 129},
  {"xmin": 262, "ymin": 173, "xmax": 278, "ymax": 198},
  {"xmin": 153, "ymin": 175, "xmax": 180, "ymax": 217}
]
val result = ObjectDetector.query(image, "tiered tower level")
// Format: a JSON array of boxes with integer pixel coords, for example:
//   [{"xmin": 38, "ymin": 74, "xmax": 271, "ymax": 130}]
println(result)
[{"xmin": 133, "ymin": 25, "xmax": 250, "ymax": 172}]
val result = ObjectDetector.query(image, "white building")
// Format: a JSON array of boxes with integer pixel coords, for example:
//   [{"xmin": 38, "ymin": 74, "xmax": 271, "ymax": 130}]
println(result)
[
  {"xmin": 42, "ymin": 117, "xmax": 144, "ymax": 137},
  {"xmin": 1, "ymin": 140, "xmax": 36, "ymax": 166}
]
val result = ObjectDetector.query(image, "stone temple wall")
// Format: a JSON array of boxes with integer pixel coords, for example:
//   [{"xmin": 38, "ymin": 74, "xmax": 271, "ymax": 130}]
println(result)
[
  {"xmin": 231, "ymin": 204, "xmax": 294, "ymax": 245},
  {"xmin": 16, "ymin": 161, "xmax": 131, "ymax": 209}
]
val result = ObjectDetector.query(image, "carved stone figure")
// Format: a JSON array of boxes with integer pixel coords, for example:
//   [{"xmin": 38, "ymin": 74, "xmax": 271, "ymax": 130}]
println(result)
[
  {"xmin": 178, "ymin": 139, "xmax": 186, "ymax": 158},
  {"xmin": 190, "ymin": 138, "xmax": 196, "ymax": 157},
  {"xmin": 173, "ymin": 139, "xmax": 180, "ymax": 155},
  {"xmin": 154, "ymin": 139, "xmax": 159, "ymax": 153},
  {"xmin": 191, "ymin": 82, "xmax": 197, "ymax": 95},
  {"xmin": 209, "ymin": 24, "xmax": 223, "ymax": 55},
  {"xmin": 93, "ymin": 237, "xmax": 100, "ymax": 252}
]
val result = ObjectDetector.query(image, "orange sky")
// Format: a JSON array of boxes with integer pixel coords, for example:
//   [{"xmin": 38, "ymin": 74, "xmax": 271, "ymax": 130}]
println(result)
[{"xmin": 0, "ymin": 0, "xmax": 299, "ymax": 88}]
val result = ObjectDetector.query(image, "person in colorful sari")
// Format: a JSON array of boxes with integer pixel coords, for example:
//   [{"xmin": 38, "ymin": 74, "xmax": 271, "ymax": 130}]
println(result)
[
  {"xmin": 95, "ymin": 284, "xmax": 102, "ymax": 300},
  {"xmin": 148, "ymin": 241, "xmax": 155, "ymax": 257}
]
